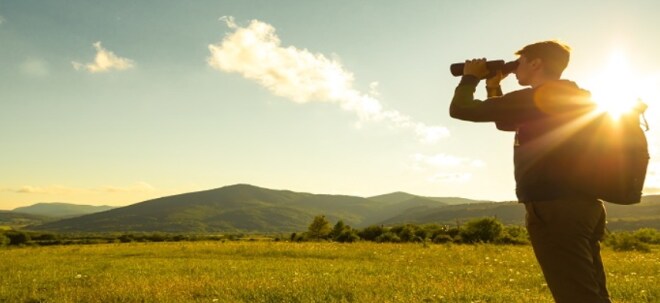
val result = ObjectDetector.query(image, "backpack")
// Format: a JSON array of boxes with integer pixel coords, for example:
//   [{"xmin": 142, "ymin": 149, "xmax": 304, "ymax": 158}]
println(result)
[{"xmin": 564, "ymin": 100, "xmax": 650, "ymax": 204}]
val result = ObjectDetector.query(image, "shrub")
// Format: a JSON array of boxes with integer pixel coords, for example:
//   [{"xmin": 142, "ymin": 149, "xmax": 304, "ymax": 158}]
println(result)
[
  {"xmin": 0, "ymin": 234, "xmax": 9, "ymax": 247},
  {"xmin": 605, "ymin": 232, "xmax": 651, "ymax": 252},
  {"xmin": 5, "ymin": 231, "xmax": 31, "ymax": 246},
  {"xmin": 496, "ymin": 226, "xmax": 529, "ymax": 245},
  {"xmin": 358, "ymin": 225, "xmax": 385, "ymax": 241},
  {"xmin": 459, "ymin": 217, "xmax": 503, "ymax": 243},
  {"xmin": 432, "ymin": 234, "xmax": 453, "ymax": 244},
  {"xmin": 375, "ymin": 232, "xmax": 400, "ymax": 243},
  {"xmin": 336, "ymin": 229, "xmax": 360, "ymax": 243},
  {"xmin": 391, "ymin": 225, "xmax": 419, "ymax": 242},
  {"xmin": 118, "ymin": 234, "xmax": 134, "ymax": 243},
  {"xmin": 632, "ymin": 228, "xmax": 660, "ymax": 244},
  {"xmin": 31, "ymin": 233, "xmax": 59, "ymax": 241}
]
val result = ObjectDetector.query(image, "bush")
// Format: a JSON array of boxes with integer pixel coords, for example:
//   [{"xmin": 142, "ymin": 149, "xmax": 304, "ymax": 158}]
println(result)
[
  {"xmin": 496, "ymin": 226, "xmax": 529, "ymax": 245},
  {"xmin": 432, "ymin": 234, "xmax": 453, "ymax": 244},
  {"xmin": 336, "ymin": 229, "xmax": 360, "ymax": 243},
  {"xmin": 632, "ymin": 228, "xmax": 660, "ymax": 244},
  {"xmin": 31, "ymin": 233, "xmax": 59, "ymax": 241},
  {"xmin": 605, "ymin": 232, "xmax": 651, "ymax": 252},
  {"xmin": 359, "ymin": 225, "xmax": 385, "ymax": 241},
  {"xmin": 118, "ymin": 234, "xmax": 134, "ymax": 243},
  {"xmin": 391, "ymin": 225, "xmax": 420, "ymax": 242},
  {"xmin": 0, "ymin": 234, "xmax": 9, "ymax": 247},
  {"xmin": 459, "ymin": 217, "xmax": 503, "ymax": 243},
  {"xmin": 375, "ymin": 232, "xmax": 400, "ymax": 243},
  {"xmin": 5, "ymin": 231, "xmax": 31, "ymax": 246}
]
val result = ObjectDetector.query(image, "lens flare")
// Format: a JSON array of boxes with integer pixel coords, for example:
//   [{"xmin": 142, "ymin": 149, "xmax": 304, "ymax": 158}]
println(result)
[{"xmin": 583, "ymin": 51, "xmax": 641, "ymax": 118}]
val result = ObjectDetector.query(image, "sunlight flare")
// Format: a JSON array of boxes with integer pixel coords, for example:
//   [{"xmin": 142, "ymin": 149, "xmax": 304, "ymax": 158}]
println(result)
[{"xmin": 584, "ymin": 51, "xmax": 644, "ymax": 118}]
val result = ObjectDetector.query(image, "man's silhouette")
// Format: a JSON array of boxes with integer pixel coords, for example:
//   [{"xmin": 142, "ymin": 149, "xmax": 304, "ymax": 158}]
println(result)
[{"xmin": 449, "ymin": 41, "xmax": 611, "ymax": 303}]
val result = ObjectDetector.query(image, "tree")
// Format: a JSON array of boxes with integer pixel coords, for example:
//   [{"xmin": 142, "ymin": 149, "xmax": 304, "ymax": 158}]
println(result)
[
  {"xmin": 330, "ymin": 220, "xmax": 346, "ymax": 239},
  {"xmin": 358, "ymin": 225, "xmax": 385, "ymax": 241},
  {"xmin": 5, "ymin": 231, "xmax": 31, "ymax": 246},
  {"xmin": 336, "ymin": 229, "xmax": 360, "ymax": 243},
  {"xmin": 307, "ymin": 215, "xmax": 331, "ymax": 241},
  {"xmin": 459, "ymin": 217, "xmax": 503, "ymax": 243}
]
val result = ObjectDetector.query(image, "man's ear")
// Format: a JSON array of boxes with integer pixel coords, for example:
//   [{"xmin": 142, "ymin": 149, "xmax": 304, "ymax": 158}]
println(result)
[{"xmin": 530, "ymin": 58, "xmax": 543, "ymax": 69}]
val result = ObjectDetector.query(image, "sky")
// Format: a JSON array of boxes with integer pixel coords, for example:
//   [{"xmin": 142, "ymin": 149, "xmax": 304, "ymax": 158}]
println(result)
[{"xmin": 1, "ymin": 0, "xmax": 659, "ymax": 210}]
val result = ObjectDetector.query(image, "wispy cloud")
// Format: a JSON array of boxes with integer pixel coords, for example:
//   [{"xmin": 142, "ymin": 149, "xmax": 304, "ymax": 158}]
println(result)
[
  {"xmin": 207, "ymin": 17, "xmax": 448, "ymax": 144},
  {"xmin": 20, "ymin": 58, "xmax": 49, "ymax": 77},
  {"xmin": 5, "ymin": 185, "xmax": 82, "ymax": 195},
  {"xmin": 409, "ymin": 153, "xmax": 485, "ymax": 170},
  {"xmin": 0, "ymin": 15, "xmax": 5, "ymax": 25},
  {"xmin": 428, "ymin": 173, "xmax": 472, "ymax": 183},
  {"xmin": 95, "ymin": 182, "xmax": 155, "ymax": 193},
  {"xmin": 3, "ymin": 182, "xmax": 156, "ymax": 195},
  {"xmin": 408, "ymin": 153, "xmax": 485, "ymax": 183},
  {"xmin": 72, "ymin": 42, "xmax": 135, "ymax": 73}
]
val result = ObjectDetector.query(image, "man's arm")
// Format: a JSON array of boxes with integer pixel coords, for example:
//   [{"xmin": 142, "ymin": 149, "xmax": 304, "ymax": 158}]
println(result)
[
  {"xmin": 448, "ymin": 59, "xmax": 527, "ymax": 129},
  {"xmin": 449, "ymin": 75, "xmax": 493, "ymax": 121}
]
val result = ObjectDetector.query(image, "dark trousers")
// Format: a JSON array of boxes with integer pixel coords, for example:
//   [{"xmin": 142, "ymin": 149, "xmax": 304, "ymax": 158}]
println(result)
[{"xmin": 525, "ymin": 198, "xmax": 611, "ymax": 303}]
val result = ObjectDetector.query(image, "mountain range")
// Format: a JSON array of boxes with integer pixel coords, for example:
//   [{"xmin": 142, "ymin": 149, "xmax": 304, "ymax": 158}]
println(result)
[
  {"xmin": 12, "ymin": 203, "xmax": 114, "ymax": 218},
  {"xmin": 8, "ymin": 184, "xmax": 660, "ymax": 233}
]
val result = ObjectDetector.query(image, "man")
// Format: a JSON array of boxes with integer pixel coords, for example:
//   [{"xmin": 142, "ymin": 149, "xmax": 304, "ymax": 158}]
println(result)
[{"xmin": 449, "ymin": 41, "xmax": 611, "ymax": 303}]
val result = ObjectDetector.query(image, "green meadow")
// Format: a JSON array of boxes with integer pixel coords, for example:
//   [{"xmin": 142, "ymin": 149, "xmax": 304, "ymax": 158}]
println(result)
[{"xmin": 0, "ymin": 242, "xmax": 657, "ymax": 303}]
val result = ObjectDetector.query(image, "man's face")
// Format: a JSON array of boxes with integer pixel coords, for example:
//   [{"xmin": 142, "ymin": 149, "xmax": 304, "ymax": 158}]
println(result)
[{"xmin": 515, "ymin": 56, "xmax": 534, "ymax": 86}]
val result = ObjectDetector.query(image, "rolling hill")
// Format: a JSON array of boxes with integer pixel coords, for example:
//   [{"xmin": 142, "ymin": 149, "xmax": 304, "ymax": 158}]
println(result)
[
  {"xmin": 27, "ymin": 184, "xmax": 660, "ymax": 233},
  {"xmin": 12, "ymin": 203, "xmax": 114, "ymax": 218},
  {"xmin": 0, "ymin": 211, "xmax": 53, "ymax": 229},
  {"xmin": 31, "ymin": 184, "xmax": 457, "ymax": 233}
]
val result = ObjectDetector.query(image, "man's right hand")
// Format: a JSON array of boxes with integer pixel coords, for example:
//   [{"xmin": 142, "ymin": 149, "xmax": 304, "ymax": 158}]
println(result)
[
  {"xmin": 486, "ymin": 70, "xmax": 506, "ymax": 87},
  {"xmin": 463, "ymin": 58, "xmax": 489, "ymax": 79}
]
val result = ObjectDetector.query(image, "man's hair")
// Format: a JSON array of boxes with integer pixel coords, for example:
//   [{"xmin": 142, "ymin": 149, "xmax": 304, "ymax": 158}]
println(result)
[{"xmin": 515, "ymin": 40, "xmax": 571, "ymax": 79}]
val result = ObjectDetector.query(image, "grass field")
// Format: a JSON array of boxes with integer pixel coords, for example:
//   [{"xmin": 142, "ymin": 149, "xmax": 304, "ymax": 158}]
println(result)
[{"xmin": 0, "ymin": 242, "xmax": 657, "ymax": 303}]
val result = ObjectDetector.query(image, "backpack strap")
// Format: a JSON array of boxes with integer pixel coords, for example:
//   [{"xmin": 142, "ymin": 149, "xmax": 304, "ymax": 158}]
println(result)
[{"xmin": 635, "ymin": 99, "xmax": 650, "ymax": 131}]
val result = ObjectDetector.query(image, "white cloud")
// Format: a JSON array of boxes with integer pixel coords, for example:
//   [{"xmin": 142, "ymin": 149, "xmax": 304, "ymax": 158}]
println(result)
[
  {"xmin": 408, "ymin": 153, "xmax": 485, "ymax": 184},
  {"xmin": 410, "ymin": 153, "xmax": 486, "ymax": 170},
  {"xmin": 0, "ymin": 15, "xmax": 5, "ymax": 25},
  {"xmin": 20, "ymin": 58, "xmax": 49, "ymax": 77},
  {"xmin": 428, "ymin": 173, "xmax": 472, "ymax": 183},
  {"xmin": 207, "ymin": 17, "xmax": 449, "ymax": 144},
  {"xmin": 72, "ymin": 41, "xmax": 135, "ymax": 73}
]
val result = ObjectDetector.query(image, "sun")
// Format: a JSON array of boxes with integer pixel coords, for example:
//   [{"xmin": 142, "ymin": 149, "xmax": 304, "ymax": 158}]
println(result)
[{"xmin": 584, "ymin": 51, "xmax": 642, "ymax": 118}]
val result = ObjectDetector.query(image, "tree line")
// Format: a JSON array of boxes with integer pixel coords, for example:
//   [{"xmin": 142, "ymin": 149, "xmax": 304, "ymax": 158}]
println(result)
[{"xmin": 1, "ymin": 216, "xmax": 658, "ymax": 252}]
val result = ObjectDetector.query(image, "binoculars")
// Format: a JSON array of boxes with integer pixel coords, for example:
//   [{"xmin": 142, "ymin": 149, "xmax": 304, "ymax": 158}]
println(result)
[{"xmin": 450, "ymin": 60, "xmax": 519, "ymax": 78}]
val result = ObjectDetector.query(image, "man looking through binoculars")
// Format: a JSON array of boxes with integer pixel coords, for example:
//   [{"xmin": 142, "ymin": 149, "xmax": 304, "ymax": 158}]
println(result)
[{"xmin": 449, "ymin": 41, "xmax": 611, "ymax": 303}]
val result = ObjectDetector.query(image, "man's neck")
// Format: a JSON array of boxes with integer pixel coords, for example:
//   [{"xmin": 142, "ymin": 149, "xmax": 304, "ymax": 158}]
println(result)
[{"xmin": 530, "ymin": 75, "xmax": 559, "ymax": 88}]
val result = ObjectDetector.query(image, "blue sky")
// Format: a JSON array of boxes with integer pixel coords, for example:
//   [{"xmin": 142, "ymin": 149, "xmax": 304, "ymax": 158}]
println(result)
[{"xmin": 1, "ymin": 0, "xmax": 659, "ymax": 209}]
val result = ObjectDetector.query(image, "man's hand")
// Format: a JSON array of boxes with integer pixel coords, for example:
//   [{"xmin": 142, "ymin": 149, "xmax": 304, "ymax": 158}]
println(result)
[
  {"xmin": 486, "ymin": 70, "xmax": 506, "ymax": 87},
  {"xmin": 463, "ymin": 58, "xmax": 489, "ymax": 79}
]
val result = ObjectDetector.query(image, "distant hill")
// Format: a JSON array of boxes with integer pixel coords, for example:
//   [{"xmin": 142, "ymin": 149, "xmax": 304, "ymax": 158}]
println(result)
[
  {"xmin": 604, "ymin": 195, "xmax": 660, "ymax": 230},
  {"xmin": 31, "ymin": 184, "xmax": 437, "ymax": 233},
  {"xmin": 381, "ymin": 202, "xmax": 525, "ymax": 226},
  {"xmin": 367, "ymin": 192, "xmax": 490, "ymax": 205},
  {"xmin": 12, "ymin": 203, "xmax": 114, "ymax": 218},
  {"xmin": 0, "ymin": 211, "xmax": 53, "ymax": 229},
  {"xmin": 27, "ymin": 185, "xmax": 660, "ymax": 233},
  {"xmin": 381, "ymin": 195, "xmax": 660, "ymax": 230}
]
